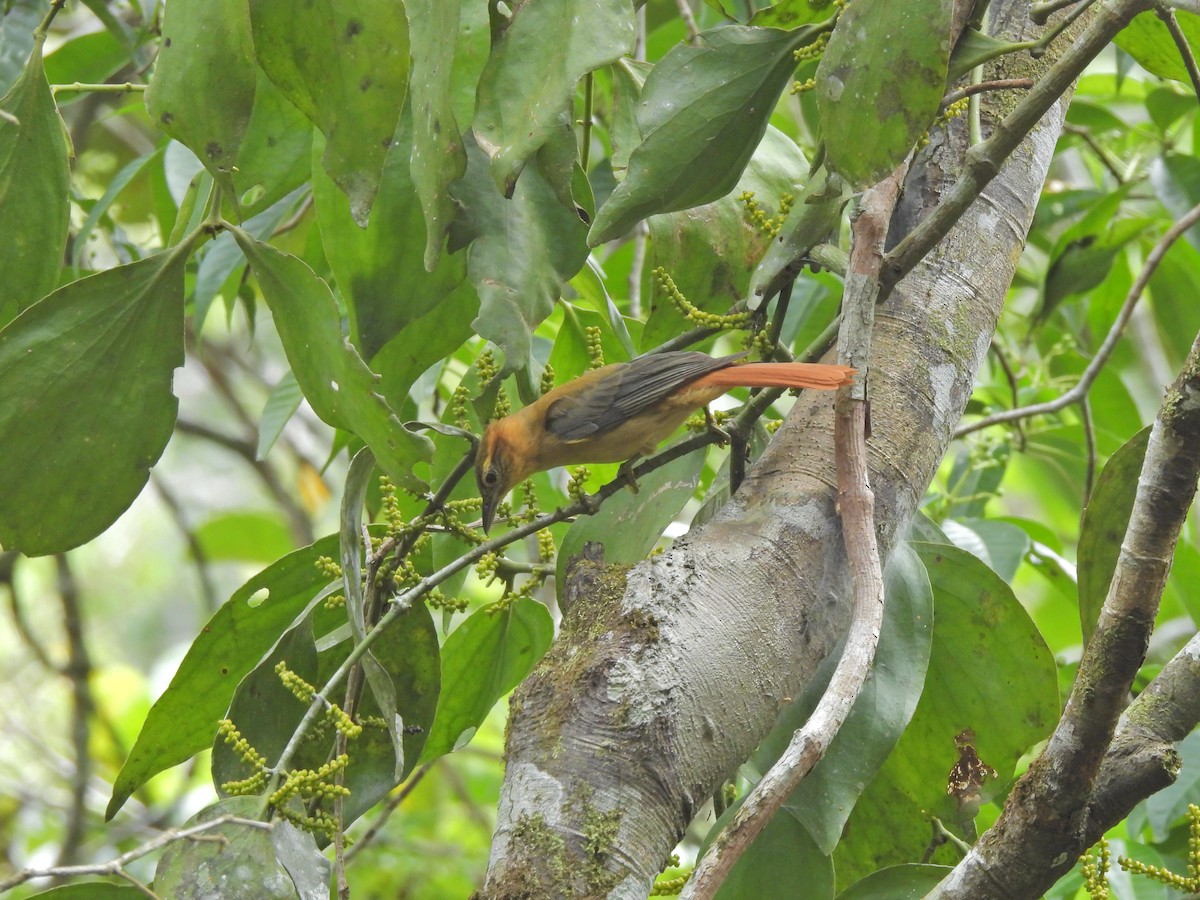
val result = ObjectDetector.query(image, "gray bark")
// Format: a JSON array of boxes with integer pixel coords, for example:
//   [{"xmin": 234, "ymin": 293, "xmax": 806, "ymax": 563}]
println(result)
[{"xmin": 481, "ymin": 2, "xmax": 1084, "ymax": 896}]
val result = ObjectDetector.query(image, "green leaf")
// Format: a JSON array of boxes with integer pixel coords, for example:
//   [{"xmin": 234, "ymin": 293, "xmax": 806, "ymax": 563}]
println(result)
[
  {"xmin": 107, "ymin": 534, "xmax": 343, "ymax": 819},
  {"xmin": 1115, "ymin": 10, "xmax": 1200, "ymax": 85},
  {"xmin": 0, "ymin": 245, "xmax": 192, "ymax": 555},
  {"xmin": 258, "ymin": 371, "xmax": 304, "ymax": 459},
  {"xmin": 816, "ymin": 0, "xmax": 954, "ymax": 187},
  {"xmin": 144, "ymin": 0, "xmax": 256, "ymax": 195},
  {"xmin": 229, "ymin": 69, "xmax": 314, "ymax": 218},
  {"xmin": 555, "ymin": 445, "xmax": 708, "ymax": 602},
  {"xmin": 941, "ymin": 518, "xmax": 1030, "ymax": 583},
  {"xmin": 195, "ymin": 511, "xmax": 294, "ymax": 563},
  {"xmin": 836, "ymin": 864, "xmax": 952, "ymax": 899},
  {"xmin": 749, "ymin": 0, "xmax": 833, "ymax": 29},
  {"xmin": 405, "ymin": 0, "xmax": 469, "ymax": 269},
  {"xmin": 312, "ymin": 114, "xmax": 467, "ymax": 361},
  {"xmin": 0, "ymin": 1, "xmax": 39, "ymax": 97},
  {"xmin": 1150, "ymin": 153, "xmax": 1200, "ymax": 253},
  {"xmin": 747, "ymin": 168, "xmax": 849, "ymax": 310},
  {"xmin": 833, "ymin": 543, "xmax": 1059, "ymax": 885},
  {"xmin": 154, "ymin": 797, "xmax": 314, "ymax": 899},
  {"xmin": 230, "ymin": 229, "xmax": 432, "ymax": 491},
  {"xmin": 450, "ymin": 134, "xmax": 589, "ymax": 371},
  {"xmin": 753, "ymin": 544, "xmax": 934, "ymax": 854},
  {"xmin": 249, "ymin": 0, "xmax": 409, "ymax": 226},
  {"xmin": 419, "ymin": 597, "xmax": 554, "ymax": 761},
  {"xmin": 644, "ymin": 124, "xmax": 809, "ymax": 345},
  {"xmin": 1078, "ymin": 426, "xmax": 1151, "ymax": 643},
  {"xmin": 473, "ymin": 0, "xmax": 634, "ymax": 196},
  {"xmin": 23, "ymin": 886, "xmax": 144, "ymax": 899},
  {"xmin": 0, "ymin": 39, "xmax": 70, "ymax": 326},
  {"xmin": 705, "ymin": 800, "xmax": 834, "ymax": 899},
  {"xmin": 589, "ymin": 25, "xmax": 810, "ymax": 245}
]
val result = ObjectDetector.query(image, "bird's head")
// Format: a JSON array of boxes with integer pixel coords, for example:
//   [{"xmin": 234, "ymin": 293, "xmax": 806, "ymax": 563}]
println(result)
[{"xmin": 475, "ymin": 422, "xmax": 524, "ymax": 534}]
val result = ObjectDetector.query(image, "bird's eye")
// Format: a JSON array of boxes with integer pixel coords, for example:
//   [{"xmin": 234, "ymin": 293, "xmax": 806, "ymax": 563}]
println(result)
[{"xmin": 484, "ymin": 470, "xmax": 499, "ymax": 485}]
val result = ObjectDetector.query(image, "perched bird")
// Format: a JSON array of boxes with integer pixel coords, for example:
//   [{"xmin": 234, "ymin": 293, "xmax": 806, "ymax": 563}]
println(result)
[{"xmin": 475, "ymin": 350, "xmax": 855, "ymax": 532}]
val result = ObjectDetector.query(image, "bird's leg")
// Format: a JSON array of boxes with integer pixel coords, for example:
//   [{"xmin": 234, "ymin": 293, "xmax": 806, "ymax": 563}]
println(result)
[
  {"xmin": 704, "ymin": 406, "xmax": 732, "ymax": 446},
  {"xmin": 615, "ymin": 456, "xmax": 642, "ymax": 494}
]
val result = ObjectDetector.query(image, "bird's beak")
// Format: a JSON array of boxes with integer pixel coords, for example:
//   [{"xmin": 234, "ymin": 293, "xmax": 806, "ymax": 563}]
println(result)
[{"xmin": 481, "ymin": 491, "xmax": 498, "ymax": 535}]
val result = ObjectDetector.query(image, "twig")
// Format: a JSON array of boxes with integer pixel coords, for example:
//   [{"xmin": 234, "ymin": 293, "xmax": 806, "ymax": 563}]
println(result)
[
  {"xmin": 150, "ymin": 473, "xmax": 221, "ymax": 612},
  {"xmin": 0, "ymin": 815, "xmax": 275, "ymax": 892},
  {"xmin": 345, "ymin": 762, "xmax": 435, "ymax": 860},
  {"xmin": 954, "ymin": 199, "xmax": 1200, "ymax": 438},
  {"xmin": 681, "ymin": 164, "xmax": 904, "ymax": 899},
  {"xmin": 675, "ymin": 0, "xmax": 701, "ymax": 43},
  {"xmin": 938, "ymin": 78, "xmax": 1034, "ymax": 112},
  {"xmin": 1062, "ymin": 123, "xmax": 1127, "ymax": 183},
  {"xmin": 51, "ymin": 82, "xmax": 146, "ymax": 96},
  {"xmin": 628, "ymin": 221, "xmax": 648, "ymax": 318},
  {"xmin": 55, "ymin": 556, "xmax": 93, "ymax": 873},
  {"xmin": 1156, "ymin": 5, "xmax": 1200, "ymax": 99},
  {"xmin": 1032, "ymin": 0, "xmax": 1086, "ymax": 23}
]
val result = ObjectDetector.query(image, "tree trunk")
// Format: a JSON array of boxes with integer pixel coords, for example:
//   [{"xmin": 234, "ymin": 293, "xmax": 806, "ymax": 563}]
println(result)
[{"xmin": 481, "ymin": 2, "xmax": 1085, "ymax": 896}]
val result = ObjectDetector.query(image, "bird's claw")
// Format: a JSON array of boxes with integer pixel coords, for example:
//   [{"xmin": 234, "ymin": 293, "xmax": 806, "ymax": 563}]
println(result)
[
  {"xmin": 616, "ymin": 459, "xmax": 641, "ymax": 494},
  {"xmin": 704, "ymin": 407, "xmax": 732, "ymax": 446}
]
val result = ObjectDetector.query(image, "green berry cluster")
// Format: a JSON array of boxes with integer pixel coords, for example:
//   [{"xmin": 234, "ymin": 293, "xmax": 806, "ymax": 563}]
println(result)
[
  {"xmin": 540, "ymin": 363, "xmax": 557, "ymax": 395},
  {"xmin": 790, "ymin": 76, "xmax": 816, "ymax": 96},
  {"xmin": 586, "ymin": 326, "xmax": 605, "ymax": 369},
  {"xmin": 217, "ymin": 718, "xmax": 268, "ymax": 795},
  {"xmin": 568, "ymin": 466, "xmax": 592, "ymax": 503},
  {"xmin": 793, "ymin": 31, "xmax": 828, "ymax": 63},
  {"xmin": 452, "ymin": 383, "xmax": 471, "ymax": 430},
  {"xmin": 276, "ymin": 660, "xmax": 316, "ymax": 705},
  {"xmin": 738, "ymin": 190, "xmax": 792, "ymax": 238},
  {"xmin": 649, "ymin": 873, "xmax": 690, "ymax": 895},
  {"xmin": 653, "ymin": 267, "xmax": 751, "ymax": 329},
  {"xmin": 269, "ymin": 753, "xmax": 351, "ymax": 839},
  {"xmin": 1116, "ymin": 803, "xmax": 1200, "ymax": 892},
  {"xmin": 1080, "ymin": 838, "xmax": 1109, "ymax": 898},
  {"xmin": 315, "ymin": 555, "xmax": 342, "ymax": 579}
]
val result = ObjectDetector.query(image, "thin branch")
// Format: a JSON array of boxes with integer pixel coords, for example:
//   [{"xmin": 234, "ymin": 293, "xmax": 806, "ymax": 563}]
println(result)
[
  {"xmin": 681, "ymin": 164, "xmax": 904, "ymax": 899},
  {"xmin": 0, "ymin": 815, "xmax": 276, "ymax": 892},
  {"xmin": 1156, "ymin": 5, "xmax": 1200, "ymax": 98},
  {"xmin": 1032, "ymin": 0, "xmax": 1086, "ymax": 23},
  {"xmin": 675, "ymin": 0, "xmax": 701, "ymax": 44},
  {"xmin": 54, "ymin": 556, "xmax": 93, "ymax": 873},
  {"xmin": 1080, "ymin": 396, "xmax": 1097, "ymax": 505},
  {"xmin": 345, "ymin": 762, "xmax": 435, "ymax": 860},
  {"xmin": 939, "ymin": 78, "xmax": 1035, "ymax": 112},
  {"xmin": 51, "ymin": 81, "xmax": 145, "ymax": 96},
  {"xmin": 955, "ymin": 199, "xmax": 1200, "ymax": 438},
  {"xmin": 883, "ymin": 0, "xmax": 1156, "ymax": 296},
  {"xmin": 1062, "ymin": 123, "xmax": 1128, "ymax": 183},
  {"xmin": 628, "ymin": 221, "xmax": 649, "ymax": 319},
  {"xmin": 150, "ymin": 473, "xmax": 221, "ymax": 613}
]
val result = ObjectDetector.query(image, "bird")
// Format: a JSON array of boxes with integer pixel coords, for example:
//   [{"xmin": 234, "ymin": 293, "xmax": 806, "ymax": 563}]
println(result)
[{"xmin": 475, "ymin": 350, "xmax": 855, "ymax": 532}]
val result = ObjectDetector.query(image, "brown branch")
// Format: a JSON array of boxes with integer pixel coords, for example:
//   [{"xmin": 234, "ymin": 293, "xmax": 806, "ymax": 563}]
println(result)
[
  {"xmin": 939, "ymin": 78, "xmax": 1035, "ymax": 112},
  {"xmin": 681, "ymin": 164, "xmax": 904, "ymax": 899},
  {"xmin": 930, "ymin": 326, "xmax": 1200, "ymax": 897},
  {"xmin": 1156, "ymin": 5, "xmax": 1200, "ymax": 99},
  {"xmin": 54, "ymin": 556, "xmax": 93, "ymax": 873},
  {"xmin": 955, "ymin": 199, "xmax": 1200, "ymax": 438}
]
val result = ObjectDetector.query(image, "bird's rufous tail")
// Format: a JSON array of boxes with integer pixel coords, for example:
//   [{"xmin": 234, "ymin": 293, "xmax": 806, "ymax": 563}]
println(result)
[{"xmin": 696, "ymin": 362, "xmax": 856, "ymax": 391}]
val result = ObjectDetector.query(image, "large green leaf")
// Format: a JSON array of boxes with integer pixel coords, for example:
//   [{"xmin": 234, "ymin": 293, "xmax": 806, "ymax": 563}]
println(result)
[
  {"xmin": 144, "ymin": 0, "xmax": 256, "ymax": 196},
  {"xmin": 643, "ymin": 124, "xmax": 809, "ymax": 349},
  {"xmin": 312, "ymin": 115, "xmax": 467, "ymax": 361},
  {"xmin": 1078, "ymin": 427, "xmax": 1152, "ymax": 643},
  {"xmin": 836, "ymin": 865, "xmax": 952, "ymax": 899},
  {"xmin": 702, "ymin": 799, "xmax": 834, "ymax": 899},
  {"xmin": 1150, "ymin": 152, "xmax": 1200, "ymax": 253},
  {"xmin": 0, "ymin": 245, "xmax": 193, "ymax": 555},
  {"xmin": 154, "ymin": 797, "xmax": 325, "ymax": 899},
  {"xmin": 249, "ymin": 0, "xmax": 409, "ymax": 225},
  {"xmin": 106, "ymin": 534, "xmax": 346, "ymax": 819},
  {"xmin": 449, "ymin": 134, "xmax": 589, "ymax": 371},
  {"xmin": 473, "ymin": 0, "xmax": 634, "ymax": 196},
  {"xmin": 832, "ymin": 543, "xmax": 1059, "ymax": 885},
  {"xmin": 405, "ymin": 0, "xmax": 468, "ymax": 269},
  {"xmin": 752, "ymin": 543, "xmax": 934, "ymax": 855},
  {"xmin": 0, "ymin": 39, "xmax": 70, "ymax": 326},
  {"xmin": 229, "ymin": 69, "xmax": 314, "ymax": 218},
  {"xmin": 230, "ymin": 229, "xmax": 432, "ymax": 491},
  {"xmin": 555, "ymin": 445, "xmax": 708, "ymax": 605},
  {"xmin": 816, "ymin": 0, "xmax": 954, "ymax": 187},
  {"xmin": 589, "ymin": 25, "xmax": 809, "ymax": 245},
  {"xmin": 419, "ymin": 597, "xmax": 554, "ymax": 761},
  {"xmin": 1115, "ymin": 10, "xmax": 1200, "ymax": 85}
]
